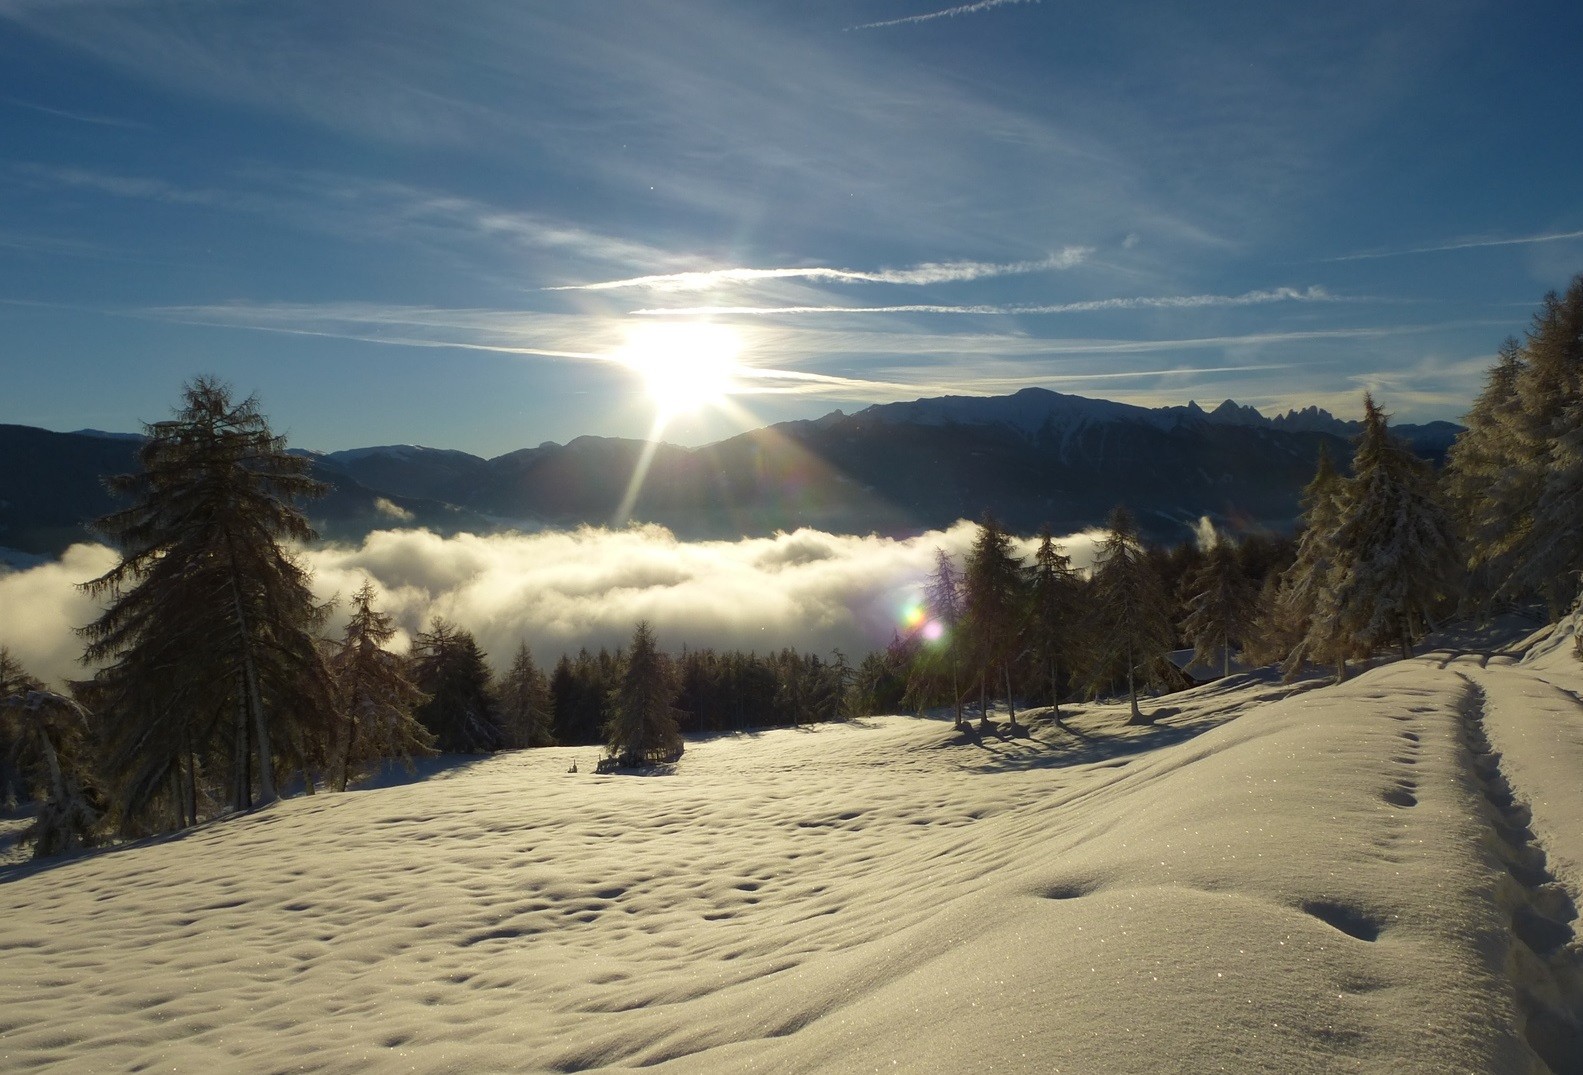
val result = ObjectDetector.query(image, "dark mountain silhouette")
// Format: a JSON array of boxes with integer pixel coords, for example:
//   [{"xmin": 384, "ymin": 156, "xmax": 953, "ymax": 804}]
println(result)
[
  {"xmin": 0, "ymin": 425, "xmax": 489, "ymax": 559},
  {"xmin": 3, "ymin": 389, "xmax": 1461, "ymax": 558}
]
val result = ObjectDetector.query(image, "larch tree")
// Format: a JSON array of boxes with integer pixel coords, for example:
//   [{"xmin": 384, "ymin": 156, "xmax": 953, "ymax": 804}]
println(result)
[
  {"xmin": 1182, "ymin": 532, "xmax": 1257, "ymax": 679},
  {"xmin": 1086, "ymin": 506, "xmax": 1175, "ymax": 725},
  {"xmin": 1500, "ymin": 279, "xmax": 1583, "ymax": 612},
  {"xmin": 1323, "ymin": 396, "xmax": 1462, "ymax": 662},
  {"xmin": 411, "ymin": 618, "xmax": 503, "ymax": 754},
  {"xmin": 79, "ymin": 378, "xmax": 335, "ymax": 827},
  {"xmin": 495, "ymin": 641, "xmax": 556, "ymax": 749},
  {"xmin": 604, "ymin": 621, "xmax": 683, "ymax": 767},
  {"xmin": 1514, "ymin": 395, "xmax": 1583, "ymax": 609},
  {"xmin": 328, "ymin": 581, "xmax": 434, "ymax": 791},
  {"xmin": 1449, "ymin": 276, "xmax": 1583, "ymax": 615},
  {"xmin": 1444, "ymin": 338, "xmax": 1526, "ymax": 602},
  {"xmin": 925, "ymin": 548, "xmax": 966, "ymax": 729},
  {"xmin": 962, "ymin": 515, "xmax": 1027, "ymax": 729},
  {"xmin": 1027, "ymin": 526, "xmax": 1082, "ymax": 719}
]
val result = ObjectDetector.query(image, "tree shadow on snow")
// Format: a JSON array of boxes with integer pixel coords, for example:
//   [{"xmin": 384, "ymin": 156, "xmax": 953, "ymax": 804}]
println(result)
[{"xmin": 942, "ymin": 701, "xmax": 1240, "ymax": 775}]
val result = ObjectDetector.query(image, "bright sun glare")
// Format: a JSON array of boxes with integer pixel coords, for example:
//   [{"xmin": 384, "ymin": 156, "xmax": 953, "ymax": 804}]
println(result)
[{"xmin": 618, "ymin": 322, "xmax": 743, "ymax": 417}]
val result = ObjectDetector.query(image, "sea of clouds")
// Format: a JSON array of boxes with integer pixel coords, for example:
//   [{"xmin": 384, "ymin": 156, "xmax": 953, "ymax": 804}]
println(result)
[{"xmin": 0, "ymin": 523, "xmax": 1106, "ymax": 689}]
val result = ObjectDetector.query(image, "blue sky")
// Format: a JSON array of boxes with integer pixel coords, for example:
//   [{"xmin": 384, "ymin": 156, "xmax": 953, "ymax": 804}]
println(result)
[{"xmin": 2, "ymin": 0, "xmax": 1580, "ymax": 457}]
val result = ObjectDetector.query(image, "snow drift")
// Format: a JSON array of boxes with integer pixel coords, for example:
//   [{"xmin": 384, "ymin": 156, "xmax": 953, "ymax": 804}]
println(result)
[{"xmin": 1, "ymin": 625, "xmax": 1579, "ymax": 1071}]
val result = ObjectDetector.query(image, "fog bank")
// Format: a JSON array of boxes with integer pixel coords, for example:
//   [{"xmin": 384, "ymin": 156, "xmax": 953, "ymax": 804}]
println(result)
[{"xmin": 0, "ymin": 523, "xmax": 1104, "ymax": 689}]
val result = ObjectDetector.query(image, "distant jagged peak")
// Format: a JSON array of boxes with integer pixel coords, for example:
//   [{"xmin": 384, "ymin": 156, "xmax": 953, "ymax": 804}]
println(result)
[{"xmin": 1208, "ymin": 398, "xmax": 1268, "ymax": 425}]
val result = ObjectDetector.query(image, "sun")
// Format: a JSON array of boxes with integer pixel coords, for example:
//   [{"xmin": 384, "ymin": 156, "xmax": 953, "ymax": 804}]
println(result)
[{"xmin": 616, "ymin": 322, "xmax": 743, "ymax": 417}]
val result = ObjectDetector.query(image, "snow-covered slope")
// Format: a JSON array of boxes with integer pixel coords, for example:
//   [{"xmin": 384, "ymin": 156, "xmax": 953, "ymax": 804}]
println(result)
[{"xmin": 1, "ymin": 637, "xmax": 1579, "ymax": 1072}]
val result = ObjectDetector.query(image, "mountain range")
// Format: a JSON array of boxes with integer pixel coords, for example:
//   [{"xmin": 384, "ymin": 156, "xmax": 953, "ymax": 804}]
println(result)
[{"xmin": 0, "ymin": 388, "xmax": 1462, "ymax": 560}]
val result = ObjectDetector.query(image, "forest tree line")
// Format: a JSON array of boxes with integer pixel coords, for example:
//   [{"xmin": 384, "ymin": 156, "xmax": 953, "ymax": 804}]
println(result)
[{"xmin": 3, "ymin": 275, "xmax": 1582, "ymax": 858}]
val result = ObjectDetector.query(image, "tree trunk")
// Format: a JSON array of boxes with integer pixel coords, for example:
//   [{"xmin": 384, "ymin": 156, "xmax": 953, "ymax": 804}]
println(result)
[
  {"xmin": 232, "ymin": 684, "xmax": 250, "ymax": 813},
  {"xmin": 1223, "ymin": 643, "xmax": 1231, "ymax": 680},
  {"xmin": 950, "ymin": 655, "xmax": 962, "ymax": 730},
  {"xmin": 1003, "ymin": 664, "xmax": 1017, "ymax": 730},
  {"xmin": 1125, "ymin": 657, "xmax": 1150, "ymax": 726},
  {"xmin": 337, "ymin": 710, "xmax": 358, "ymax": 793},
  {"xmin": 228, "ymin": 556, "xmax": 275, "ymax": 805},
  {"xmin": 978, "ymin": 672, "xmax": 989, "ymax": 729},
  {"xmin": 182, "ymin": 730, "xmax": 197, "ymax": 828}
]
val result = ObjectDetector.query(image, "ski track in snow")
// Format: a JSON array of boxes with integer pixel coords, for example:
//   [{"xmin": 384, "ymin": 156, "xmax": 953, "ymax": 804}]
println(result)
[{"xmin": 2, "ymin": 630, "xmax": 1582, "ymax": 1072}]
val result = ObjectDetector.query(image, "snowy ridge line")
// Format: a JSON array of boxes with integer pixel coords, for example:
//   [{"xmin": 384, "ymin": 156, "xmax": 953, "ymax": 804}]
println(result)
[{"xmin": 1454, "ymin": 672, "xmax": 1583, "ymax": 1073}]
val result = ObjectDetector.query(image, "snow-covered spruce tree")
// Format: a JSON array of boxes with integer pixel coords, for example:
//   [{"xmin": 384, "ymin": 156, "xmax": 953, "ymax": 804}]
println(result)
[
  {"xmin": 962, "ymin": 515, "xmax": 1028, "ymax": 729},
  {"xmin": 604, "ymin": 621, "xmax": 683, "ymax": 767},
  {"xmin": 411, "ymin": 618, "xmax": 503, "ymax": 754},
  {"xmin": 1027, "ymin": 526, "xmax": 1083, "ymax": 718},
  {"xmin": 0, "ymin": 647, "xmax": 39, "ymax": 807},
  {"xmin": 328, "ymin": 581, "xmax": 435, "ymax": 791},
  {"xmin": 1277, "ymin": 446, "xmax": 1356, "ymax": 681},
  {"xmin": 1323, "ymin": 395, "xmax": 1462, "ymax": 662},
  {"xmin": 1086, "ymin": 506, "xmax": 1175, "ymax": 725},
  {"xmin": 0, "ymin": 684, "xmax": 103, "ymax": 858},
  {"xmin": 925, "ymin": 548, "xmax": 966, "ymax": 729},
  {"xmin": 495, "ymin": 641, "xmax": 556, "ymax": 749},
  {"xmin": 1182, "ymin": 532, "xmax": 1257, "ymax": 679},
  {"xmin": 79, "ymin": 378, "xmax": 335, "ymax": 827}
]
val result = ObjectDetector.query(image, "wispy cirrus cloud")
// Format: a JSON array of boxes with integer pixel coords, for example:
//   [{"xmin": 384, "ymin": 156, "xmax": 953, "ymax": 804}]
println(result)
[
  {"xmin": 546, "ymin": 248, "xmax": 1092, "ymax": 293},
  {"xmin": 1327, "ymin": 228, "xmax": 1583, "ymax": 262},
  {"xmin": 15, "ymin": 163, "xmax": 246, "ymax": 208},
  {"xmin": 852, "ymin": 0, "xmax": 1041, "ymax": 32},
  {"xmin": 13, "ymin": 163, "xmax": 684, "ymax": 278},
  {"xmin": 632, "ymin": 285, "xmax": 1343, "ymax": 317},
  {"xmin": 6, "ymin": 97, "xmax": 147, "ymax": 129}
]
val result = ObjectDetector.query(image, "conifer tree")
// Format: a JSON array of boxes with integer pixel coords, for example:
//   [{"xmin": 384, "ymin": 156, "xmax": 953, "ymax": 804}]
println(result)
[
  {"xmin": 1323, "ymin": 396, "xmax": 1462, "ymax": 662},
  {"xmin": 79, "ymin": 378, "xmax": 334, "ymax": 826},
  {"xmin": 1277, "ymin": 446, "xmax": 1355, "ymax": 680},
  {"xmin": 1449, "ymin": 277, "xmax": 1583, "ymax": 615},
  {"xmin": 1, "ymin": 686, "xmax": 102, "ymax": 858},
  {"xmin": 1027, "ymin": 526, "xmax": 1082, "ymax": 718},
  {"xmin": 925, "ymin": 548, "xmax": 967, "ymax": 729},
  {"xmin": 411, "ymin": 618, "xmax": 502, "ymax": 753},
  {"xmin": 328, "ymin": 581, "xmax": 434, "ymax": 790},
  {"xmin": 1515, "ymin": 396, "xmax": 1583, "ymax": 608},
  {"xmin": 0, "ymin": 647, "xmax": 37, "ymax": 807},
  {"xmin": 496, "ymin": 641, "xmax": 556, "ymax": 749},
  {"xmin": 1, "ymin": 649, "xmax": 103, "ymax": 857},
  {"xmin": 1182, "ymin": 533, "xmax": 1257, "ymax": 679},
  {"xmin": 1445, "ymin": 338, "xmax": 1526, "ymax": 602},
  {"xmin": 604, "ymin": 621, "xmax": 683, "ymax": 767},
  {"xmin": 962, "ymin": 515, "xmax": 1027, "ymax": 728},
  {"xmin": 1086, "ymin": 506, "xmax": 1175, "ymax": 725}
]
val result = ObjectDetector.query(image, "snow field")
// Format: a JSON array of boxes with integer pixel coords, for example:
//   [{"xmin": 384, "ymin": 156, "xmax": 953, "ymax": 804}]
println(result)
[{"xmin": 2, "ymin": 637, "xmax": 1580, "ymax": 1073}]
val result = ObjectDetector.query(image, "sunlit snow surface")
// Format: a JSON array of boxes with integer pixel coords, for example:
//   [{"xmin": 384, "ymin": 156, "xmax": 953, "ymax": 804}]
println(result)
[{"xmin": 4, "ymin": 622, "xmax": 1581, "ymax": 1072}]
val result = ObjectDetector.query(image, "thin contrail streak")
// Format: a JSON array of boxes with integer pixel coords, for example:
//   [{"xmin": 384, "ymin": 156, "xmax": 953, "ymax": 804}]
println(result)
[
  {"xmin": 851, "ymin": 0, "xmax": 1041, "ymax": 32},
  {"xmin": 1327, "ymin": 229, "xmax": 1583, "ymax": 262},
  {"xmin": 631, "ymin": 286, "xmax": 1338, "ymax": 317}
]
